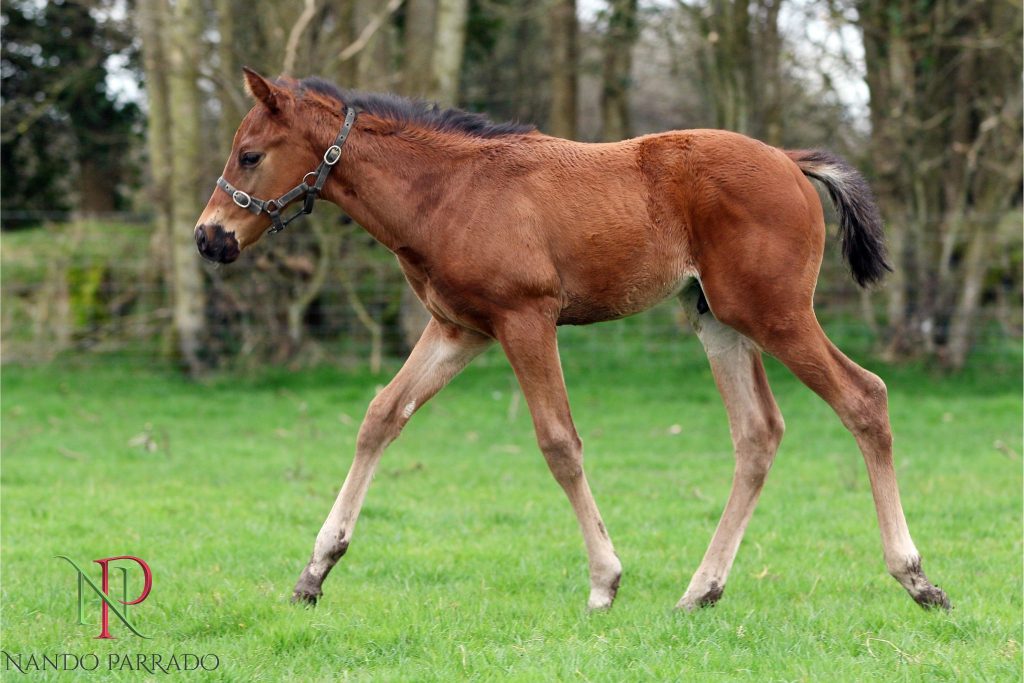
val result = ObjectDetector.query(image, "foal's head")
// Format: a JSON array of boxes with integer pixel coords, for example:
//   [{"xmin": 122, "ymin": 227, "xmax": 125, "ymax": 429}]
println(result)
[{"xmin": 194, "ymin": 68, "xmax": 335, "ymax": 263}]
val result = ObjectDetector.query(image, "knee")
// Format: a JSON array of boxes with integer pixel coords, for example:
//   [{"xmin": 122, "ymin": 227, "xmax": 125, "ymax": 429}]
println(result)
[
  {"xmin": 538, "ymin": 429, "xmax": 583, "ymax": 482},
  {"xmin": 758, "ymin": 409, "xmax": 785, "ymax": 452},
  {"xmin": 356, "ymin": 396, "xmax": 408, "ymax": 451},
  {"xmin": 734, "ymin": 410, "xmax": 784, "ymax": 483}
]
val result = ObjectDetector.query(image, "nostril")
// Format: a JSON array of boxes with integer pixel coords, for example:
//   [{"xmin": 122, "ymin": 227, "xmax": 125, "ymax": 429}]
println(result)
[{"xmin": 195, "ymin": 226, "xmax": 207, "ymax": 250}]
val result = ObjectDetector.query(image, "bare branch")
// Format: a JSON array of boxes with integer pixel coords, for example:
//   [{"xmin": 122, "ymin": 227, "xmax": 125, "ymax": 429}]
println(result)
[
  {"xmin": 283, "ymin": 0, "xmax": 318, "ymax": 76},
  {"xmin": 340, "ymin": 0, "xmax": 405, "ymax": 62},
  {"xmin": 340, "ymin": 271, "xmax": 383, "ymax": 375}
]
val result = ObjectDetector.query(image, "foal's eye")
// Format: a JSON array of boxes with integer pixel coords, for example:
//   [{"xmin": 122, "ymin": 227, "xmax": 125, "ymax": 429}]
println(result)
[{"xmin": 239, "ymin": 151, "xmax": 263, "ymax": 168}]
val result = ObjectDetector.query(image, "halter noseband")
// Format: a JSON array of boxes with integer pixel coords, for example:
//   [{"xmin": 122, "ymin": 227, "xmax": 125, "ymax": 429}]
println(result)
[{"xmin": 216, "ymin": 107, "xmax": 357, "ymax": 234}]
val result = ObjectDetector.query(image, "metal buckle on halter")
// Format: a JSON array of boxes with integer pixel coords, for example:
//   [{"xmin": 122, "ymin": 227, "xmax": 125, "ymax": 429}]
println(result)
[
  {"xmin": 232, "ymin": 190, "xmax": 252, "ymax": 208},
  {"xmin": 323, "ymin": 145, "xmax": 342, "ymax": 165}
]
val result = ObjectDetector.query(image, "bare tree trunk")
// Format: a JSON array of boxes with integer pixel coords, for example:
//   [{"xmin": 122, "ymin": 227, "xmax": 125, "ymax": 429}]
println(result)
[
  {"xmin": 711, "ymin": 0, "xmax": 752, "ymax": 133},
  {"xmin": 944, "ymin": 219, "xmax": 988, "ymax": 369},
  {"xmin": 431, "ymin": 0, "xmax": 469, "ymax": 103},
  {"xmin": 548, "ymin": 0, "xmax": 578, "ymax": 139},
  {"xmin": 137, "ymin": 0, "xmax": 176, "ymax": 349},
  {"xmin": 216, "ymin": 0, "xmax": 245, "ymax": 153},
  {"xmin": 601, "ymin": 0, "xmax": 638, "ymax": 141},
  {"xmin": 750, "ymin": 0, "xmax": 782, "ymax": 144},
  {"xmin": 878, "ymin": 218, "xmax": 908, "ymax": 361},
  {"xmin": 403, "ymin": 0, "xmax": 437, "ymax": 97},
  {"xmin": 860, "ymin": 2, "xmax": 918, "ymax": 357},
  {"xmin": 76, "ymin": 159, "xmax": 117, "ymax": 215},
  {"xmin": 167, "ymin": 0, "xmax": 207, "ymax": 374},
  {"xmin": 685, "ymin": 0, "xmax": 784, "ymax": 138}
]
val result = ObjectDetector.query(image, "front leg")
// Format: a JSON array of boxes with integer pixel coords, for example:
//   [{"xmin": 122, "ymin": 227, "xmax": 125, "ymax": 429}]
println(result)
[
  {"xmin": 292, "ymin": 319, "xmax": 491, "ymax": 605},
  {"xmin": 495, "ymin": 311, "xmax": 622, "ymax": 609}
]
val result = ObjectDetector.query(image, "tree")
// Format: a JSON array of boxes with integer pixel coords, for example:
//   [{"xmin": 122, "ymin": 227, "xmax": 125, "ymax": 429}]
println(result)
[
  {"xmin": 601, "ymin": 0, "xmax": 639, "ymax": 140},
  {"xmin": 433, "ymin": 0, "xmax": 470, "ymax": 101},
  {"xmin": 401, "ymin": 0, "xmax": 469, "ymax": 103},
  {"xmin": 548, "ymin": 0, "xmax": 579, "ymax": 138},
  {"xmin": 166, "ymin": 0, "xmax": 208, "ymax": 374},
  {"xmin": 404, "ymin": 0, "xmax": 437, "ymax": 96},
  {"xmin": 136, "ymin": 0, "xmax": 174, "ymax": 316},
  {"xmin": 857, "ymin": 0, "xmax": 1023, "ymax": 368},
  {"xmin": 1, "ymin": 0, "xmax": 141, "ymax": 225},
  {"xmin": 679, "ymin": 0, "xmax": 783, "ymax": 143},
  {"xmin": 215, "ymin": 0, "xmax": 248, "ymax": 155}
]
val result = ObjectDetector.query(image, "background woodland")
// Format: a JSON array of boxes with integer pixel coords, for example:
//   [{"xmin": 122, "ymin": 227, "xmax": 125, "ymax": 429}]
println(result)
[{"xmin": 2, "ymin": 0, "xmax": 1021, "ymax": 372}]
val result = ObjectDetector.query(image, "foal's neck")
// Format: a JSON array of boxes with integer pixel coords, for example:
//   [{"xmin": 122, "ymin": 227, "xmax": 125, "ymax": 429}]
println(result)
[{"xmin": 313, "ymin": 109, "xmax": 487, "ymax": 252}]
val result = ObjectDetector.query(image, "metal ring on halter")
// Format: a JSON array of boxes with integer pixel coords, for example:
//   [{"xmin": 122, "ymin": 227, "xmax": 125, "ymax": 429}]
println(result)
[
  {"xmin": 303, "ymin": 171, "xmax": 317, "ymax": 185},
  {"xmin": 232, "ymin": 190, "xmax": 252, "ymax": 208},
  {"xmin": 323, "ymin": 145, "xmax": 342, "ymax": 165}
]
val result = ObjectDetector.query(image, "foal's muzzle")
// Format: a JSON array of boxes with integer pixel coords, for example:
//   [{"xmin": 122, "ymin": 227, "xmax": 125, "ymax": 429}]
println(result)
[{"xmin": 195, "ymin": 223, "xmax": 240, "ymax": 263}]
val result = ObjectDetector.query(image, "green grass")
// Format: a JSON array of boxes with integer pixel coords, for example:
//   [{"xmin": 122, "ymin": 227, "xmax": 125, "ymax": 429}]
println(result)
[{"xmin": 2, "ymin": 330, "xmax": 1021, "ymax": 681}]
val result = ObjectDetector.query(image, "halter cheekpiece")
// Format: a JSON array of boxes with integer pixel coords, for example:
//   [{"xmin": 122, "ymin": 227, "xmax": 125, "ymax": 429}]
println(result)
[{"xmin": 216, "ymin": 106, "xmax": 357, "ymax": 234}]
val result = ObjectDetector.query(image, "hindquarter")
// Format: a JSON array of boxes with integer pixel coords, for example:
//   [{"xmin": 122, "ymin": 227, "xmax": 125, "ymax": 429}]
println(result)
[{"xmin": 654, "ymin": 130, "xmax": 827, "ymax": 328}]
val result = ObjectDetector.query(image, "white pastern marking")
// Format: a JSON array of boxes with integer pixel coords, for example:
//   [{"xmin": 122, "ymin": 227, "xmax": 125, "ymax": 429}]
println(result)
[{"xmin": 402, "ymin": 399, "xmax": 417, "ymax": 419}]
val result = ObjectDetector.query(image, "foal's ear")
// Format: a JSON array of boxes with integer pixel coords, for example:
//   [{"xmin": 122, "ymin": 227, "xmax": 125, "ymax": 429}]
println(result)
[{"xmin": 242, "ymin": 66, "xmax": 282, "ymax": 114}]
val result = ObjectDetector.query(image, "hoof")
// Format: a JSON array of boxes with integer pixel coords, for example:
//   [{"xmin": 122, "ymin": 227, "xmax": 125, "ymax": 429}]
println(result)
[
  {"xmin": 898, "ymin": 558, "xmax": 951, "ymax": 611},
  {"xmin": 291, "ymin": 569, "xmax": 323, "ymax": 607},
  {"xmin": 587, "ymin": 591, "xmax": 615, "ymax": 611},
  {"xmin": 912, "ymin": 584, "xmax": 951, "ymax": 611},
  {"xmin": 676, "ymin": 581, "xmax": 724, "ymax": 611},
  {"xmin": 291, "ymin": 587, "xmax": 321, "ymax": 607},
  {"xmin": 587, "ymin": 568, "xmax": 622, "ymax": 611}
]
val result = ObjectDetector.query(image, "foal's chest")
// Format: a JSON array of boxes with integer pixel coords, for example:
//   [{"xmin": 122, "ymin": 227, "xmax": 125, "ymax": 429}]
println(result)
[{"xmin": 395, "ymin": 251, "xmax": 498, "ymax": 336}]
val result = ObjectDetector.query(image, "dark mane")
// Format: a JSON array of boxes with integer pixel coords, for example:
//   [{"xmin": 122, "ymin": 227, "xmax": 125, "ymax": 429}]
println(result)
[{"xmin": 289, "ymin": 76, "xmax": 536, "ymax": 139}]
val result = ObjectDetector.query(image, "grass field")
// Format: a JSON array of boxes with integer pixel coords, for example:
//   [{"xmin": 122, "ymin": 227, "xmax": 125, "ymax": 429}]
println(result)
[{"xmin": 2, "ymin": 327, "xmax": 1021, "ymax": 681}]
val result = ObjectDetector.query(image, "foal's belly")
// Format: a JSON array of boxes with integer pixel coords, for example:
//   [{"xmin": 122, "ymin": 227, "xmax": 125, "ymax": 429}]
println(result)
[
  {"xmin": 557, "ymin": 258, "xmax": 693, "ymax": 325},
  {"xmin": 548, "ymin": 196, "xmax": 695, "ymax": 325}
]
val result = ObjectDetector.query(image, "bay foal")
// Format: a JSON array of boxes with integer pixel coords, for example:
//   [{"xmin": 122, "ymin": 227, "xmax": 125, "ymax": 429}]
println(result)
[{"xmin": 195, "ymin": 69, "xmax": 949, "ymax": 611}]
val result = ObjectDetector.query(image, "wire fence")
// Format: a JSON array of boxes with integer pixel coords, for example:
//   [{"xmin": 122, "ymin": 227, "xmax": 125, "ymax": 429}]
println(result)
[{"xmin": 1, "ymin": 214, "xmax": 1020, "ymax": 371}]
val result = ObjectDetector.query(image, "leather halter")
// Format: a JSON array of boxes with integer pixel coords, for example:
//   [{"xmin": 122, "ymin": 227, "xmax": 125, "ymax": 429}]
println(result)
[{"xmin": 216, "ymin": 107, "xmax": 356, "ymax": 234}]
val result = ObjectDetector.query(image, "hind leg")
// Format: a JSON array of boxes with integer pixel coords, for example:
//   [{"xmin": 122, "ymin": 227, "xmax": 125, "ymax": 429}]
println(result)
[
  {"xmin": 765, "ymin": 318, "xmax": 947, "ymax": 607},
  {"xmin": 702, "ymin": 275, "xmax": 949, "ymax": 609},
  {"xmin": 677, "ymin": 286, "xmax": 785, "ymax": 610}
]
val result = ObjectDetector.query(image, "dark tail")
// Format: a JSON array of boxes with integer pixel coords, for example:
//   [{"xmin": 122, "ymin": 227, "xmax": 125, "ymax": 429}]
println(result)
[{"xmin": 786, "ymin": 149, "xmax": 891, "ymax": 287}]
